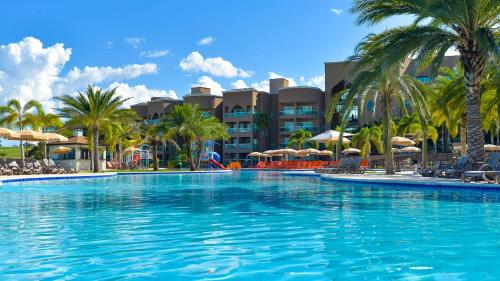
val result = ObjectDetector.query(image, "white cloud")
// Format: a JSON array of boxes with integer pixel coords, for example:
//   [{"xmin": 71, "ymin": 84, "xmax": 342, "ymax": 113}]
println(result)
[
  {"xmin": 250, "ymin": 72, "xmax": 297, "ymax": 92},
  {"xmin": 0, "ymin": 37, "xmax": 161, "ymax": 112},
  {"xmin": 305, "ymin": 75, "xmax": 325, "ymax": 90},
  {"xmin": 124, "ymin": 37, "xmax": 146, "ymax": 49},
  {"xmin": 230, "ymin": 79, "xmax": 248, "ymax": 89},
  {"xmin": 109, "ymin": 82, "xmax": 178, "ymax": 107},
  {"xmin": 330, "ymin": 8, "xmax": 343, "ymax": 15},
  {"xmin": 192, "ymin": 76, "xmax": 225, "ymax": 96},
  {"xmin": 198, "ymin": 36, "xmax": 215, "ymax": 46},
  {"xmin": 106, "ymin": 41, "xmax": 114, "ymax": 49},
  {"xmin": 0, "ymin": 37, "xmax": 71, "ymax": 110},
  {"xmin": 61, "ymin": 63, "xmax": 157, "ymax": 89},
  {"xmin": 139, "ymin": 49, "xmax": 170, "ymax": 58},
  {"xmin": 179, "ymin": 51, "xmax": 253, "ymax": 78}
]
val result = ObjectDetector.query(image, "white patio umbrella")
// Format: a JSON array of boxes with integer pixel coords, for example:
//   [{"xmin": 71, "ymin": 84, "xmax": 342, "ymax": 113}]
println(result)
[
  {"xmin": 297, "ymin": 148, "xmax": 320, "ymax": 155},
  {"xmin": 310, "ymin": 130, "xmax": 353, "ymax": 144},
  {"xmin": 391, "ymin": 136, "xmax": 415, "ymax": 146},
  {"xmin": 392, "ymin": 148, "xmax": 402, "ymax": 153}
]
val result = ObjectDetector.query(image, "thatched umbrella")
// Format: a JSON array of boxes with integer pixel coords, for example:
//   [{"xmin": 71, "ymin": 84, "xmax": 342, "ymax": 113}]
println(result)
[
  {"xmin": 44, "ymin": 133, "xmax": 69, "ymax": 142},
  {"xmin": 53, "ymin": 146, "xmax": 71, "ymax": 154},
  {"xmin": 342, "ymin": 148, "xmax": 361, "ymax": 155},
  {"xmin": 484, "ymin": 144, "xmax": 500, "ymax": 152},
  {"xmin": 0, "ymin": 128, "xmax": 20, "ymax": 139},
  {"xmin": 391, "ymin": 136, "xmax": 415, "ymax": 146},
  {"xmin": 401, "ymin": 146, "xmax": 421, "ymax": 153},
  {"xmin": 317, "ymin": 150, "xmax": 333, "ymax": 156}
]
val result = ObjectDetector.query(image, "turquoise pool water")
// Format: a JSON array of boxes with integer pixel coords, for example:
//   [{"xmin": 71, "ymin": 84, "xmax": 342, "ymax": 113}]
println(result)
[{"xmin": 1, "ymin": 171, "xmax": 499, "ymax": 280}]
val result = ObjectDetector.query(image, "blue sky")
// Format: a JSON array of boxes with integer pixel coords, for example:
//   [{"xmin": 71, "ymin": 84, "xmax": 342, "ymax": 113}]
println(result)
[{"xmin": 0, "ymin": 0, "xmax": 412, "ymax": 108}]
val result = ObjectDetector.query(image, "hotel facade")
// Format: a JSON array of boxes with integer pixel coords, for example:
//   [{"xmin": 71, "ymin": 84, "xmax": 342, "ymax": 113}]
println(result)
[{"xmin": 130, "ymin": 56, "xmax": 458, "ymax": 164}]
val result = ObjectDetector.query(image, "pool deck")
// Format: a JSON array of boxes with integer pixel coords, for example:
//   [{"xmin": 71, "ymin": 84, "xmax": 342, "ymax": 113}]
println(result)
[
  {"xmin": 117, "ymin": 170, "xmax": 233, "ymax": 175},
  {"xmin": 283, "ymin": 170, "xmax": 500, "ymax": 190}
]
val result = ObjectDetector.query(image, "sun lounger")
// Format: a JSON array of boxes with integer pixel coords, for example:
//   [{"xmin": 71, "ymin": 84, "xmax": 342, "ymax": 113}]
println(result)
[
  {"xmin": 315, "ymin": 158, "xmax": 355, "ymax": 174},
  {"xmin": 462, "ymin": 153, "xmax": 500, "ymax": 183},
  {"xmin": 0, "ymin": 160, "xmax": 14, "ymax": 176},
  {"xmin": 26, "ymin": 161, "xmax": 42, "ymax": 174},
  {"xmin": 49, "ymin": 159, "xmax": 78, "ymax": 173},
  {"xmin": 7, "ymin": 160, "xmax": 31, "ymax": 175},
  {"xmin": 439, "ymin": 156, "xmax": 472, "ymax": 178}
]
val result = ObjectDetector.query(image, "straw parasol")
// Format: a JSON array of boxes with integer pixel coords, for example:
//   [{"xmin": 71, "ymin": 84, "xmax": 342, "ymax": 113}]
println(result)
[
  {"xmin": 0, "ymin": 128, "xmax": 20, "ymax": 139},
  {"xmin": 17, "ymin": 130, "xmax": 47, "ymax": 141},
  {"xmin": 248, "ymin": 152, "xmax": 263, "ymax": 157},
  {"xmin": 317, "ymin": 150, "xmax": 333, "ymax": 156},
  {"xmin": 309, "ymin": 130, "xmax": 353, "ymax": 144},
  {"xmin": 53, "ymin": 146, "xmax": 71, "ymax": 154},
  {"xmin": 484, "ymin": 144, "xmax": 500, "ymax": 152},
  {"xmin": 392, "ymin": 148, "xmax": 401, "ymax": 153},
  {"xmin": 401, "ymin": 146, "xmax": 421, "ymax": 153},
  {"xmin": 263, "ymin": 150, "xmax": 283, "ymax": 156},
  {"xmin": 342, "ymin": 148, "xmax": 361, "ymax": 154},
  {"xmin": 278, "ymin": 148, "xmax": 298, "ymax": 155},
  {"xmin": 297, "ymin": 148, "xmax": 320, "ymax": 155},
  {"xmin": 44, "ymin": 133, "xmax": 69, "ymax": 142},
  {"xmin": 391, "ymin": 136, "xmax": 415, "ymax": 146},
  {"xmin": 124, "ymin": 147, "xmax": 140, "ymax": 153}
]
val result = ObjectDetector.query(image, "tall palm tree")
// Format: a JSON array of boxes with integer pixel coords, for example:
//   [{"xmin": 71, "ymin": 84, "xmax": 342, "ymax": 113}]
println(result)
[
  {"xmin": 0, "ymin": 98, "xmax": 43, "ymax": 164},
  {"xmin": 351, "ymin": 0, "xmax": 499, "ymax": 162},
  {"xmin": 163, "ymin": 104, "xmax": 228, "ymax": 171},
  {"xmin": 140, "ymin": 123, "xmax": 164, "ymax": 171},
  {"xmin": 287, "ymin": 129, "xmax": 313, "ymax": 149},
  {"xmin": 29, "ymin": 109, "xmax": 63, "ymax": 159},
  {"xmin": 352, "ymin": 125, "xmax": 383, "ymax": 158},
  {"xmin": 55, "ymin": 85, "xmax": 133, "ymax": 172},
  {"xmin": 329, "ymin": 63, "xmax": 429, "ymax": 174},
  {"xmin": 254, "ymin": 113, "xmax": 270, "ymax": 150},
  {"xmin": 104, "ymin": 119, "xmax": 140, "ymax": 169}
]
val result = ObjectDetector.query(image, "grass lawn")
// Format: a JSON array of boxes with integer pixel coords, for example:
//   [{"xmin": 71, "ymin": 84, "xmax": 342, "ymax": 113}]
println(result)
[{"xmin": 0, "ymin": 147, "xmax": 21, "ymax": 158}]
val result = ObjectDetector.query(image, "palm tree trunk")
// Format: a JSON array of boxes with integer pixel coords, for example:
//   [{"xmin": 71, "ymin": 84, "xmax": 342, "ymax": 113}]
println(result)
[
  {"xmin": 117, "ymin": 143, "xmax": 123, "ymax": 169},
  {"xmin": 460, "ymin": 113, "xmax": 467, "ymax": 156},
  {"xmin": 461, "ymin": 51, "xmax": 486, "ymax": 163},
  {"xmin": 422, "ymin": 132, "xmax": 428, "ymax": 168},
  {"xmin": 187, "ymin": 143, "xmax": 196, "ymax": 171},
  {"xmin": 381, "ymin": 93, "xmax": 394, "ymax": 175},
  {"xmin": 20, "ymin": 140, "xmax": 24, "ymax": 166},
  {"xmin": 92, "ymin": 126, "xmax": 100, "ymax": 172},
  {"xmin": 43, "ymin": 141, "xmax": 47, "ymax": 160},
  {"xmin": 152, "ymin": 143, "xmax": 159, "ymax": 171}
]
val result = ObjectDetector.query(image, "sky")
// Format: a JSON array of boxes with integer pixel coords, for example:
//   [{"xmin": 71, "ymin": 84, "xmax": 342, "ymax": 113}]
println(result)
[{"xmin": 0, "ymin": 0, "xmax": 414, "ymax": 112}]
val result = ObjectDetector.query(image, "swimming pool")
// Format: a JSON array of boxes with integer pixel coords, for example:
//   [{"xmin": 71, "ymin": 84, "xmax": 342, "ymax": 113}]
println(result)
[{"xmin": 1, "ymin": 171, "xmax": 499, "ymax": 280}]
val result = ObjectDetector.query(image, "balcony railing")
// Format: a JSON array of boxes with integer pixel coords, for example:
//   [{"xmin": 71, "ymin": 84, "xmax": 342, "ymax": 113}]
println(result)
[
  {"xmin": 279, "ymin": 110, "xmax": 318, "ymax": 116},
  {"xmin": 280, "ymin": 127, "xmax": 318, "ymax": 133},
  {"xmin": 227, "ymin": 127, "xmax": 252, "ymax": 133},
  {"xmin": 224, "ymin": 112, "xmax": 252, "ymax": 118},
  {"xmin": 225, "ymin": 144, "xmax": 238, "ymax": 149},
  {"xmin": 279, "ymin": 143, "xmax": 290, "ymax": 148},
  {"xmin": 224, "ymin": 143, "xmax": 254, "ymax": 150}
]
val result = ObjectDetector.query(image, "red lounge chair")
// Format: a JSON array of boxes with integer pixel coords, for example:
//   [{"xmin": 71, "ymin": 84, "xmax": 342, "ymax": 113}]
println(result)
[{"xmin": 360, "ymin": 159, "xmax": 370, "ymax": 171}]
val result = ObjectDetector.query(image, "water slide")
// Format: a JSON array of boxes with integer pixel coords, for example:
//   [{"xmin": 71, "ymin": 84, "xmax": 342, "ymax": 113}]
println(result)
[{"xmin": 209, "ymin": 152, "xmax": 228, "ymax": 169}]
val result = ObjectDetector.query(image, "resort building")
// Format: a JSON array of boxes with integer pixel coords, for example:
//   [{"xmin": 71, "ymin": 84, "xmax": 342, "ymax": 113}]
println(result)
[
  {"xmin": 129, "ymin": 55, "xmax": 459, "ymax": 164},
  {"xmin": 48, "ymin": 134, "xmax": 107, "ymax": 171},
  {"xmin": 324, "ymin": 55, "xmax": 459, "ymax": 131}
]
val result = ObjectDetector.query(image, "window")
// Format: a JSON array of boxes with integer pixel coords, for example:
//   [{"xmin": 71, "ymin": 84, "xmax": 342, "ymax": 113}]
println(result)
[{"xmin": 367, "ymin": 100, "xmax": 374, "ymax": 112}]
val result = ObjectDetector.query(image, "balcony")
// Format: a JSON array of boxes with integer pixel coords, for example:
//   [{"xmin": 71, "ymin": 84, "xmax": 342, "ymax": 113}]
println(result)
[
  {"xmin": 279, "ymin": 143, "xmax": 290, "ymax": 148},
  {"xmin": 279, "ymin": 126, "xmax": 318, "ymax": 133},
  {"xmin": 227, "ymin": 127, "xmax": 252, "ymax": 133},
  {"xmin": 280, "ymin": 110, "xmax": 318, "ymax": 116},
  {"xmin": 224, "ymin": 112, "xmax": 252, "ymax": 118},
  {"xmin": 224, "ymin": 143, "xmax": 254, "ymax": 150}
]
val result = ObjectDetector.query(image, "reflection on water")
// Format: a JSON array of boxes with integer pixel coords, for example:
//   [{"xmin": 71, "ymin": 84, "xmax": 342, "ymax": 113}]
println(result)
[{"xmin": 1, "ymin": 171, "xmax": 499, "ymax": 280}]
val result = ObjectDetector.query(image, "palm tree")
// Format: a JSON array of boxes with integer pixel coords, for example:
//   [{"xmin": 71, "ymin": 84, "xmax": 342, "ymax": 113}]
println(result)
[
  {"xmin": 397, "ymin": 112, "xmax": 439, "ymax": 166},
  {"xmin": 104, "ymin": 120, "xmax": 140, "ymax": 169},
  {"xmin": 140, "ymin": 123, "xmax": 164, "ymax": 171},
  {"xmin": 352, "ymin": 125, "xmax": 383, "ymax": 158},
  {"xmin": 329, "ymin": 63, "xmax": 429, "ymax": 174},
  {"xmin": 29, "ymin": 109, "xmax": 63, "ymax": 159},
  {"xmin": 163, "ymin": 104, "xmax": 228, "ymax": 171},
  {"xmin": 0, "ymin": 98, "xmax": 43, "ymax": 164},
  {"xmin": 287, "ymin": 129, "xmax": 313, "ymax": 149},
  {"xmin": 55, "ymin": 85, "xmax": 133, "ymax": 172},
  {"xmin": 254, "ymin": 113, "xmax": 270, "ymax": 150},
  {"xmin": 351, "ymin": 0, "xmax": 499, "ymax": 162}
]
